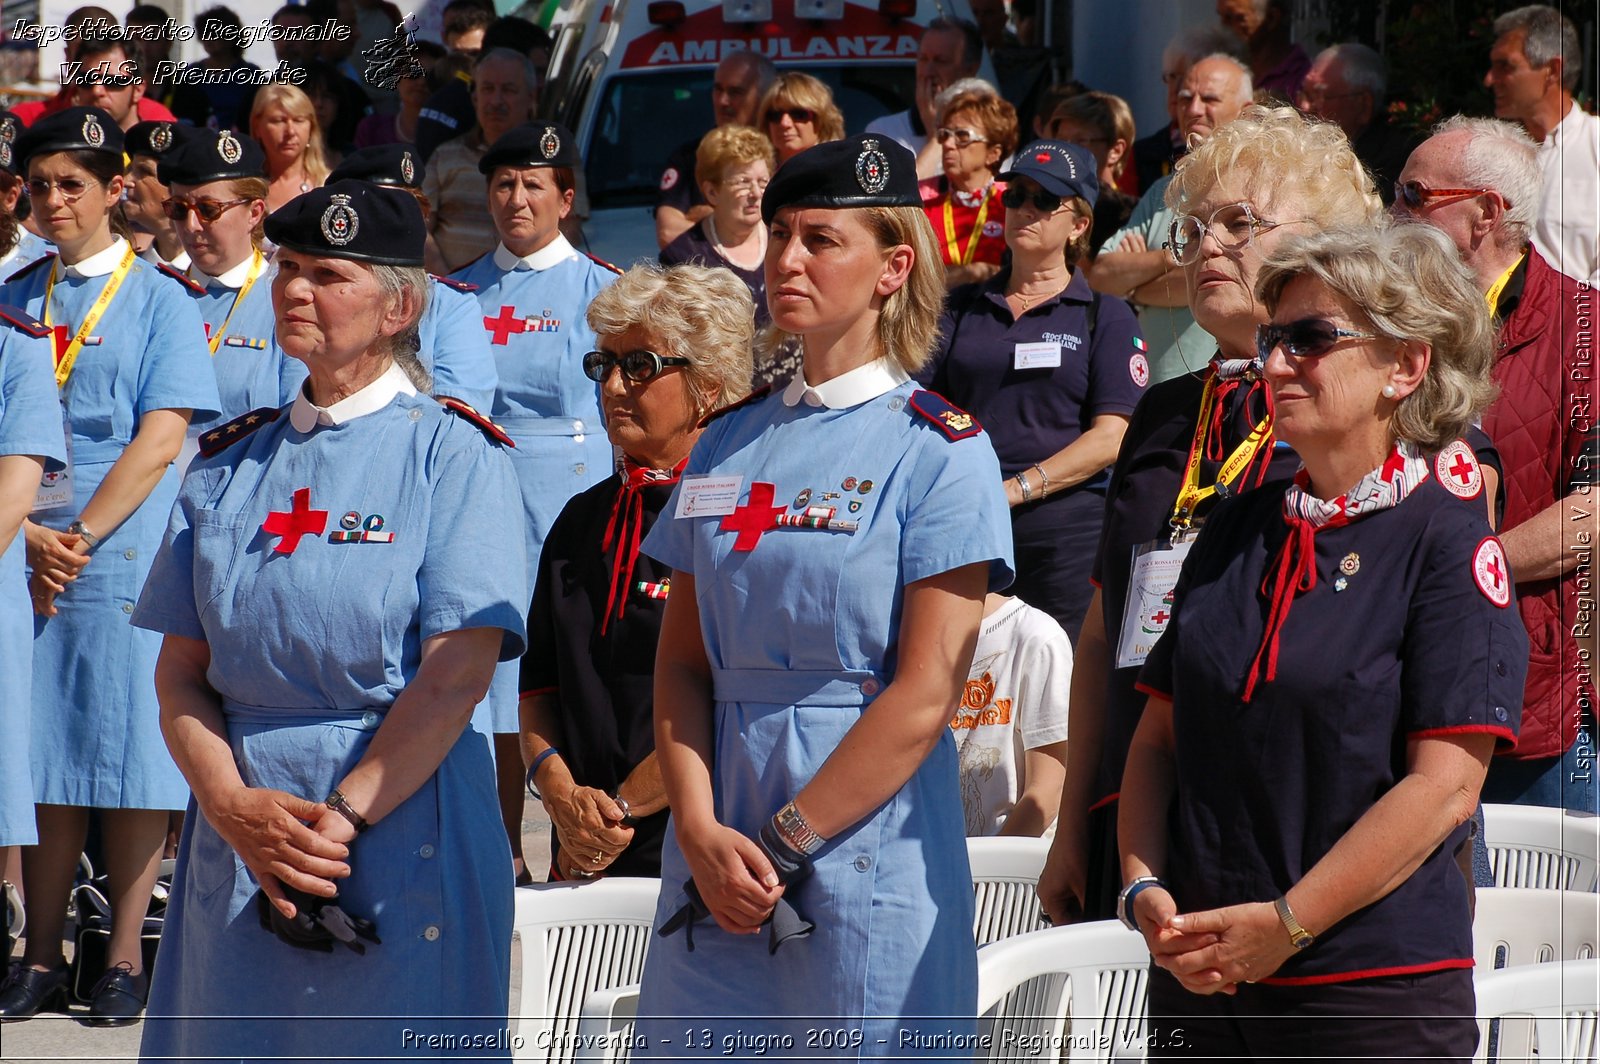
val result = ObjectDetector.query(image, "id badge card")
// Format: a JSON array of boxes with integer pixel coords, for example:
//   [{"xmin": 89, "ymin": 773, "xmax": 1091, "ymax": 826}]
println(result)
[
  {"xmin": 32, "ymin": 408, "xmax": 72, "ymax": 513},
  {"xmin": 1114, "ymin": 530, "xmax": 1197, "ymax": 671},
  {"xmin": 675, "ymin": 473, "xmax": 743, "ymax": 518}
]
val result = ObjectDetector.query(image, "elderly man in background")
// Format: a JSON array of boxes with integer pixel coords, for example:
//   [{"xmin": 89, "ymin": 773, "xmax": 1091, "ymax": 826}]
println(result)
[
  {"xmin": 1484, "ymin": 4, "xmax": 1598, "ymax": 283},
  {"xmin": 653, "ymin": 52, "xmax": 776, "ymax": 249},
  {"xmin": 423, "ymin": 47, "xmax": 538, "ymax": 272},
  {"xmin": 1216, "ymin": 0, "xmax": 1308, "ymax": 100},
  {"xmin": 1129, "ymin": 25, "xmax": 1239, "ymax": 194},
  {"xmin": 1088, "ymin": 53, "xmax": 1252, "ymax": 385},
  {"xmin": 865, "ymin": 17, "xmax": 984, "ymax": 180},
  {"xmin": 1397, "ymin": 115, "xmax": 1598, "ymax": 814},
  {"xmin": 1299, "ymin": 42, "xmax": 1417, "ymax": 206}
]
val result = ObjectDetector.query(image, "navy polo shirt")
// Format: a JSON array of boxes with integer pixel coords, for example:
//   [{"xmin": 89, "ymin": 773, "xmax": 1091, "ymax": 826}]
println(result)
[
  {"xmin": 1138, "ymin": 476, "xmax": 1527, "ymax": 984},
  {"xmin": 920, "ymin": 269, "xmax": 1146, "ymax": 481},
  {"xmin": 655, "ymin": 137, "xmax": 707, "ymax": 217}
]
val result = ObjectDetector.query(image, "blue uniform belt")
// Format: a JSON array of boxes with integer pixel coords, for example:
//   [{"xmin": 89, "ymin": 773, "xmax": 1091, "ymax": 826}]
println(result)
[
  {"xmin": 221, "ymin": 699, "xmax": 384, "ymax": 731},
  {"xmin": 493, "ymin": 413, "xmax": 591, "ymax": 438},
  {"xmin": 711, "ymin": 667, "xmax": 883, "ymax": 708}
]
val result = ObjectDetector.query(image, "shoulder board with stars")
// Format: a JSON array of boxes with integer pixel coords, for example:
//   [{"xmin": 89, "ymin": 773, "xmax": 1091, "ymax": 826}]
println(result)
[
  {"xmin": 0, "ymin": 303, "xmax": 49, "ymax": 338},
  {"xmin": 909, "ymin": 390, "xmax": 984, "ymax": 440},
  {"xmin": 157, "ymin": 262, "xmax": 205, "ymax": 295},
  {"xmin": 697, "ymin": 384, "xmax": 772, "ymax": 429},
  {"xmin": 430, "ymin": 273, "xmax": 479, "ymax": 293},
  {"xmin": 5, "ymin": 252, "xmax": 55, "ymax": 285},
  {"xmin": 441, "ymin": 397, "xmax": 515, "ymax": 447},
  {"xmin": 584, "ymin": 250, "xmax": 623, "ymax": 275},
  {"xmin": 199, "ymin": 407, "xmax": 281, "ymax": 458}
]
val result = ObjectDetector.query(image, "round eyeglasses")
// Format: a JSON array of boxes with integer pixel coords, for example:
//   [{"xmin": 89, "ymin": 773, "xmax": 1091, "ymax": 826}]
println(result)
[{"xmin": 1167, "ymin": 201, "xmax": 1305, "ymax": 265}]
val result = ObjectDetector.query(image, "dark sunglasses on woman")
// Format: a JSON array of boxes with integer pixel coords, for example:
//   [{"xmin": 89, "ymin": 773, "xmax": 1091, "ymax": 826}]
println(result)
[
  {"xmin": 582, "ymin": 349, "xmax": 691, "ymax": 383},
  {"xmin": 162, "ymin": 197, "xmax": 253, "ymax": 223},
  {"xmin": 1256, "ymin": 318, "xmax": 1380, "ymax": 361},
  {"xmin": 765, "ymin": 107, "xmax": 815, "ymax": 125},
  {"xmin": 1000, "ymin": 186, "xmax": 1063, "ymax": 213}
]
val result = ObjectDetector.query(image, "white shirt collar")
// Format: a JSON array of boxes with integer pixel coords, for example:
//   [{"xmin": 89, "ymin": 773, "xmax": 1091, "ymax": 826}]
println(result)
[
  {"xmin": 139, "ymin": 244, "xmax": 191, "ymax": 273},
  {"xmin": 781, "ymin": 356, "xmax": 910, "ymax": 410},
  {"xmin": 492, "ymin": 233, "xmax": 578, "ymax": 272},
  {"xmin": 1547, "ymin": 100, "xmax": 1587, "ymax": 144},
  {"xmin": 63, "ymin": 237, "xmax": 130, "ymax": 279},
  {"xmin": 192, "ymin": 251, "xmax": 261, "ymax": 291},
  {"xmin": 289, "ymin": 362, "xmax": 418, "ymax": 432}
]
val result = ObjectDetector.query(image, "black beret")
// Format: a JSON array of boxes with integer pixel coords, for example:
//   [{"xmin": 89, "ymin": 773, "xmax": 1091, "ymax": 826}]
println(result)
[
  {"xmin": 477, "ymin": 121, "xmax": 579, "ymax": 175},
  {"xmin": 0, "ymin": 110, "xmax": 21, "ymax": 175},
  {"xmin": 158, "ymin": 129, "xmax": 266, "ymax": 187},
  {"xmin": 125, "ymin": 121, "xmax": 190, "ymax": 161},
  {"xmin": 761, "ymin": 134, "xmax": 921, "ymax": 225},
  {"xmin": 329, "ymin": 144, "xmax": 422, "ymax": 189},
  {"xmin": 264, "ymin": 179, "xmax": 424, "ymax": 267},
  {"xmin": 13, "ymin": 107, "xmax": 123, "ymax": 171}
]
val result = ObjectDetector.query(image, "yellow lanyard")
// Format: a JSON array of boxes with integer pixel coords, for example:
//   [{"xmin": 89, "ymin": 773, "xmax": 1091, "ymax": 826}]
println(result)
[
  {"xmin": 1170, "ymin": 370, "xmax": 1273, "ymax": 529},
  {"xmin": 44, "ymin": 243, "xmax": 136, "ymax": 389},
  {"xmin": 206, "ymin": 251, "xmax": 265, "ymax": 355},
  {"xmin": 1484, "ymin": 252, "xmax": 1525, "ymax": 319},
  {"xmin": 942, "ymin": 185, "xmax": 995, "ymax": 266}
]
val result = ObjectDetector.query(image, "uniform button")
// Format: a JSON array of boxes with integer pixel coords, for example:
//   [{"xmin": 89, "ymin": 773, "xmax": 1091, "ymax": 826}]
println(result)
[
  {"xmin": 888, "ymin": 396, "xmax": 905, "ymax": 412},
  {"xmin": 1496, "ymin": 661, "xmax": 1508, "ymax": 677},
  {"xmin": 853, "ymin": 855, "xmax": 872, "ymax": 872},
  {"xmin": 423, "ymin": 925, "xmax": 441, "ymax": 941},
  {"xmin": 361, "ymin": 711, "xmax": 380, "ymax": 728},
  {"xmin": 408, "ymin": 408, "xmax": 423, "ymax": 422},
  {"xmin": 419, "ymin": 844, "xmax": 435, "ymax": 859},
  {"xmin": 860, "ymin": 678, "xmax": 880, "ymax": 697},
  {"xmin": 121, "ymin": 603, "xmax": 133, "ymax": 614},
  {"xmin": 574, "ymin": 463, "xmax": 586, "ymax": 475},
  {"xmin": 572, "ymin": 420, "xmax": 584, "ymax": 433},
  {"xmin": 573, "ymin": 434, "xmax": 585, "ymax": 444},
  {"xmin": 1494, "ymin": 706, "xmax": 1509, "ymax": 722},
  {"xmin": 123, "ymin": 548, "xmax": 136, "ymax": 560}
]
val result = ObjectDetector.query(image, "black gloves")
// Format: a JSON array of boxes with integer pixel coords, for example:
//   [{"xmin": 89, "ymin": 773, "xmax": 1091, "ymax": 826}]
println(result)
[
  {"xmin": 256, "ymin": 884, "xmax": 381, "ymax": 955},
  {"xmin": 657, "ymin": 822, "xmax": 816, "ymax": 955}
]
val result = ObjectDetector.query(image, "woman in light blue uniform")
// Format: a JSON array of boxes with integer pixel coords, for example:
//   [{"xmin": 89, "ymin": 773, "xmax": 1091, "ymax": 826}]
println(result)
[
  {"xmin": 132, "ymin": 181, "xmax": 528, "ymax": 1063},
  {"xmin": 330, "ymin": 144, "xmax": 498, "ymax": 412},
  {"xmin": 0, "ymin": 308, "xmax": 66, "ymax": 851},
  {"xmin": 450, "ymin": 121, "xmax": 617, "ymax": 879},
  {"xmin": 0, "ymin": 108, "xmax": 219, "ymax": 1026},
  {"xmin": 636, "ymin": 135, "xmax": 1014, "ymax": 1057}
]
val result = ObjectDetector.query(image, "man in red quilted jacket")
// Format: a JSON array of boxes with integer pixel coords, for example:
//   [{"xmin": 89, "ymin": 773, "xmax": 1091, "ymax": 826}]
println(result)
[{"xmin": 1398, "ymin": 115, "xmax": 1598, "ymax": 813}]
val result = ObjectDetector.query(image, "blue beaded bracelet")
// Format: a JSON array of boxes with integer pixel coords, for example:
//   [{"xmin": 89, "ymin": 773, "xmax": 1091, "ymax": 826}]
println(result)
[{"xmin": 525, "ymin": 747, "xmax": 560, "ymax": 799}]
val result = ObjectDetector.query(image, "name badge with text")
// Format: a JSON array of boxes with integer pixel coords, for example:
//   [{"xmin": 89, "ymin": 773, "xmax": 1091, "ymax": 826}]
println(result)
[
  {"xmin": 675, "ymin": 474, "xmax": 745, "ymax": 518},
  {"xmin": 1013, "ymin": 342, "xmax": 1062, "ymax": 371}
]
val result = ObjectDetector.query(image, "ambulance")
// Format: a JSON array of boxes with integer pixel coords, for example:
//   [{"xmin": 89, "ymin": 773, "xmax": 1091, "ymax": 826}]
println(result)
[{"xmin": 543, "ymin": 0, "xmax": 992, "ymax": 265}]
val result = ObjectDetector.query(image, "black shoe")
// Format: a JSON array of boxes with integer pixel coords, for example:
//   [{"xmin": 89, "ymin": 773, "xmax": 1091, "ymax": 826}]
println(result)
[
  {"xmin": 0, "ymin": 962, "xmax": 71, "ymax": 1022},
  {"xmin": 81, "ymin": 962, "xmax": 148, "ymax": 1027}
]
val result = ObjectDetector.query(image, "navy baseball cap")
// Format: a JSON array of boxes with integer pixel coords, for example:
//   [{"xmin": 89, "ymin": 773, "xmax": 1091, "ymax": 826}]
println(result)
[{"xmin": 1000, "ymin": 140, "xmax": 1099, "ymax": 208}]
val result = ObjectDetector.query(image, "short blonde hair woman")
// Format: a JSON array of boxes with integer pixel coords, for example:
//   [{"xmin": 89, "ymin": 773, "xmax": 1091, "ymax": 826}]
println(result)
[
  {"xmin": 756, "ymin": 72, "xmax": 845, "ymax": 166},
  {"xmin": 249, "ymin": 83, "xmax": 331, "ymax": 213}
]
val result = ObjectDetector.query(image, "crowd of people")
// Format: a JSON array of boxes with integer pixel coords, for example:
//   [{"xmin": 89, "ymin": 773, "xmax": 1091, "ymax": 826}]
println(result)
[{"xmin": 0, "ymin": 0, "xmax": 1593, "ymax": 1059}]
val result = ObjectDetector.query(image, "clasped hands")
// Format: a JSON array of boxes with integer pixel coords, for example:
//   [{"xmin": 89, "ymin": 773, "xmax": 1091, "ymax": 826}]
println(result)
[
  {"xmin": 1131, "ymin": 887, "xmax": 1299, "ymax": 995},
  {"xmin": 26, "ymin": 523, "xmax": 91, "ymax": 617},
  {"xmin": 545, "ymin": 784, "xmax": 634, "ymax": 879},
  {"xmin": 204, "ymin": 784, "xmax": 355, "ymax": 918}
]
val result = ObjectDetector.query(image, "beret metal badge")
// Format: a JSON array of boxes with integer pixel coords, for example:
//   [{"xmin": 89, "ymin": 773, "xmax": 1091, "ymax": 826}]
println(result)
[
  {"xmin": 0, "ymin": 116, "xmax": 16, "ymax": 143},
  {"xmin": 855, "ymin": 137, "xmax": 889, "ymax": 194},
  {"xmin": 0, "ymin": 143, "xmax": 10, "ymax": 171},
  {"xmin": 82, "ymin": 113, "xmax": 105, "ymax": 148},
  {"xmin": 217, "ymin": 131, "xmax": 243, "ymax": 165},
  {"xmin": 320, "ymin": 193, "xmax": 359, "ymax": 246},
  {"xmin": 539, "ymin": 126, "xmax": 561, "ymax": 160},
  {"xmin": 400, "ymin": 150, "xmax": 415, "ymax": 185},
  {"xmin": 150, "ymin": 122, "xmax": 174, "ymax": 152}
]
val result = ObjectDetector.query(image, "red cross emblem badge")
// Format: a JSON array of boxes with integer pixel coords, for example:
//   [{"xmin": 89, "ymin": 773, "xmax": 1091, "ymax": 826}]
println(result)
[
  {"xmin": 1435, "ymin": 440, "xmax": 1482, "ymax": 501},
  {"xmin": 1472, "ymin": 536, "xmax": 1512, "ymax": 607},
  {"xmin": 262, "ymin": 487, "xmax": 329, "ymax": 554}
]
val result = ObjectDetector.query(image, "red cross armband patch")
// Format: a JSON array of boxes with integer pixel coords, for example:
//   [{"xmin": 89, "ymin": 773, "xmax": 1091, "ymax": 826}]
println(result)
[
  {"xmin": 0, "ymin": 303, "xmax": 49, "ymax": 338},
  {"xmin": 1435, "ymin": 439, "xmax": 1482, "ymax": 501},
  {"xmin": 430, "ymin": 274, "xmax": 478, "ymax": 293},
  {"xmin": 697, "ymin": 384, "xmax": 772, "ymax": 429},
  {"xmin": 157, "ymin": 262, "xmax": 205, "ymax": 295},
  {"xmin": 199, "ymin": 406, "xmax": 281, "ymax": 458},
  {"xmin": 1473, "ymin": 536, "xmax": 1512, "ymax": 607},
  {"xmin": 441, "ymin": 397, "xmax": 515, "ymax": 447},
  {"xmin": 909, "ymin": 390, "xmax": 983, "ymax": 441}
]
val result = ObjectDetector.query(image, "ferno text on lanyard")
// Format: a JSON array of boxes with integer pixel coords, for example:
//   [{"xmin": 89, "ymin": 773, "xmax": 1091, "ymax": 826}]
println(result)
[
  {"xmin": 206, "ymin": 251, "xmax": 265, "ymax": 355},
  {"xmin": 1168, "ymin": 367, "xmax": 1273, "ymax": 538},
  {"xmin": 943, "ymin": 185, "xmax": 995, "ymax": 266},
  {"xmin": 44, "ymin": 244, "xmax": 137, "ymax": 389}
]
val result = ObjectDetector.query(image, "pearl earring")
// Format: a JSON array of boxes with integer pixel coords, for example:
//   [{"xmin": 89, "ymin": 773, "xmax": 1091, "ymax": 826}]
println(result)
[{"xmin": 1382, "ymin": 385, "xmax": 1398, "ymax": 399}]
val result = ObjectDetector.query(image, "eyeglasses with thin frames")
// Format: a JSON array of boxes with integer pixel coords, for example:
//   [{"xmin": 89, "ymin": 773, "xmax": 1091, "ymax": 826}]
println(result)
[
  {"xmin": 25, "ymin": 176, "xmax": 97, "ymax": 202},
  {"xmin": 936, "ymin": 127, "xmax": 988, "ymax": 148},
  {"xmin": 1167, "ymin": 201, "xmax": 1307, "ymax": 265}
]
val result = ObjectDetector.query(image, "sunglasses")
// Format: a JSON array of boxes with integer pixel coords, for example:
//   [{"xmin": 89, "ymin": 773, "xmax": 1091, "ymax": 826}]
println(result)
[
  {"xmin": 25, "ymin": 176, "xmax": 96, "ymax": 202},
  {"xmin": 936, "ymin": 127, "xmax": 988, "ymax": 148},
  {"xmin": 1256, "ymin": 318, "xmax": 1380, "ymax": 361},
  {"xmin": 582, "ymin": 348, "xmax": 691, "ymax": 383},
  {"xmin": 765, "ymin": 107, "xmax": 815, "ymax": 125},
  {"xmin": 163, "ymin": 197, "xmax": 253, "ymax": 223},
  {"xmin": 1392, "ymin": 181, "xmax": 1508, "ymax": 212},
  {"xmin": 1000, "ymin": 185, "xmax": 1063, "ymax": 213}
]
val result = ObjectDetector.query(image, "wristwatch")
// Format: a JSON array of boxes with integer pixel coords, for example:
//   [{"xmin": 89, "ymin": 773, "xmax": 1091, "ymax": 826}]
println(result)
[
  {"xmin": 1116, "ymin": 876, "xmax": 1165, "ymax": 932},
  {"xmin": 772, "ymin": 800, "xmax": 824, "ymax": 856},
  {"xmin": 1274, "ymin": 895, "xmax": 1315, "ymax": 950},
  {"xmin": 66, "ymin": 519, "xmax": 101, "ymax": 551}
]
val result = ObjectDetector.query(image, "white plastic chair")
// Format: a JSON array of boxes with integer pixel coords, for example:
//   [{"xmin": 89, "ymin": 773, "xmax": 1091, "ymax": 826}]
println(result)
[
  {"xmin": 1474, "ymin": 887, "xmax": 1600, "ymax": 973},
  {"xmin": 1473, "ymin": 958, "xmax": 1600, "ymax": 1063},
  {"xmin": 976, "ymin": 920, "xmax": 1151, "ymax": 1062},
  {"xmin": 511, "ymin": 878, "xmax": 661, "ymax": 1064},
  {"xmin": 574, "ymin": 985, "xmax": 642, "ymax": 1064},
  {"xmin": 968, "ymin": 835, "xmax": 1051, "ymax": 946},
  {"xmin": 1482, "ymin": 804, "xmax": 1600, "ymax": 891}
]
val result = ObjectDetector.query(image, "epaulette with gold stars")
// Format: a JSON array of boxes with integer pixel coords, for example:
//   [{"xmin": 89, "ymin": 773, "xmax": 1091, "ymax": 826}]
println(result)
[
  {"xmin": 441, "ymin": 397, "xmax": 515, "ymax": 447},
  {"xmin": 697, "ymin": 384, "xmax": 772, "ymax": 428},
  {"xmin": 430, "ymin": 273, "xmax": 478, "ymax": 293},
  {"xmin": 909, "ymin": 390, "xmax": 983, "ymax": 441},
  {"xmin": 198, "ymin": 407, "xmax": 281, "ymax": 458},
  {"xmin": 0, "ymin": 303, "xmax": 49, "ymax": 337},
  {"xmin": 5, "ymin": 252, "xmax": 54, "ymax": 284},
  {"xmin": 157, "ymin": 262, "xmax": 205, "ymax": 295},
  {"xmin": 584, "ymin": 250, "xmax": 623, "ymax": 275}
]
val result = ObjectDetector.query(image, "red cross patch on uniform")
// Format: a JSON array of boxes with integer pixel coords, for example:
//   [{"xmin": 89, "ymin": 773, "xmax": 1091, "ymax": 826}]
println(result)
[
  {"xmin": 1435, "ymin": 439, "xmax": 1482, "ymax": 501},
  {"xmin": 1130, "ymin": 352, "xmax": 1150, "ymax": 387},
  {"xmin": 1473, "ymin": 536, "xmax": 1512, "ymax": 607}
]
